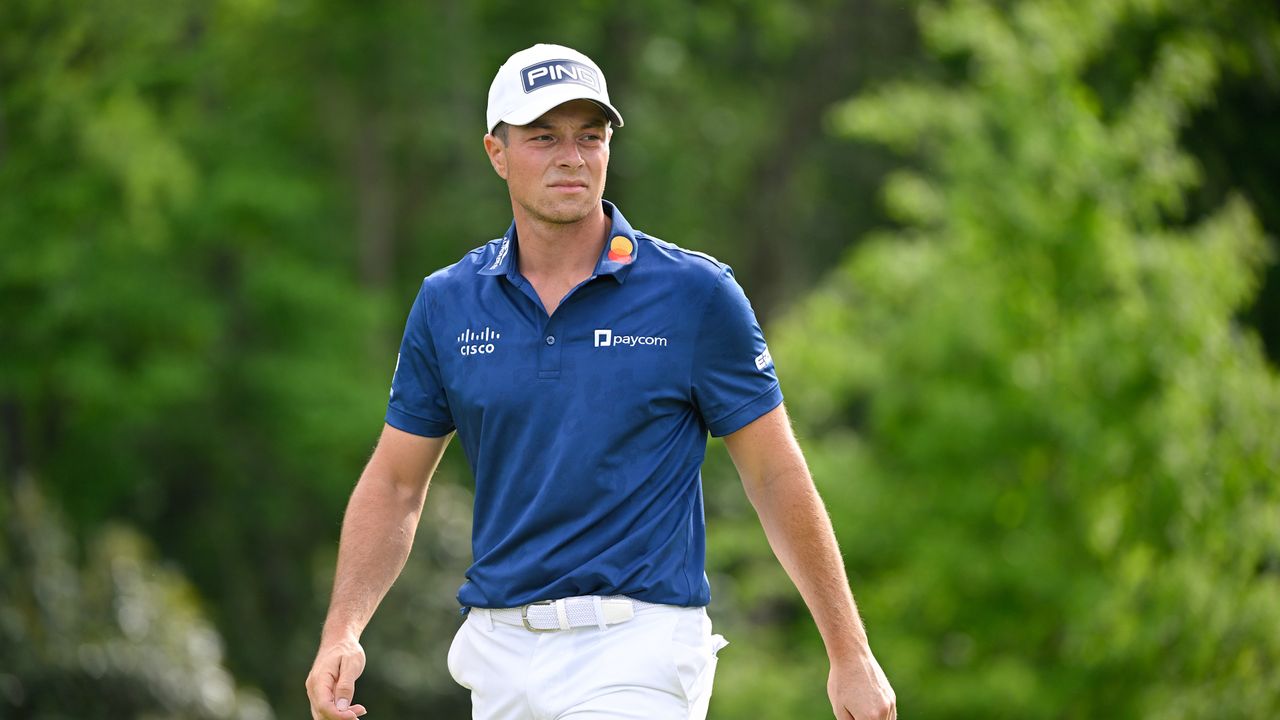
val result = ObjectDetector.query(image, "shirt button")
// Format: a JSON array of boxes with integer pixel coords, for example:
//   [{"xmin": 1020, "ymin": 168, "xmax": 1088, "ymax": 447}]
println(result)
[{"xmin": 545, "ymin": 335, "xmax": 556, "ymax": 346}]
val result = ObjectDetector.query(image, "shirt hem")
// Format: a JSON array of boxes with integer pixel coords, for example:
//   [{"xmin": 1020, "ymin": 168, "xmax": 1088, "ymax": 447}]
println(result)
[
  {"xmin": 706, "ymin": 383, "xmax": 783, "ymax": 437},
  {"xmin": 385, "ymin": 407, "xmax": 454, "ymax": 438}
]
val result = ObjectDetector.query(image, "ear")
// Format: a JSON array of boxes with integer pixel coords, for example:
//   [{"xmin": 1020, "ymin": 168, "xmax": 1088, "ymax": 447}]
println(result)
[{"xmin": 483, "ymin": 133, "xmax": 508, "ymax": 180}]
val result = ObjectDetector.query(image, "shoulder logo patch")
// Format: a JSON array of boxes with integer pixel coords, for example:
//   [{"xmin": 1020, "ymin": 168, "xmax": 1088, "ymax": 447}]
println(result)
[{"xmin": 755, "ymin": 347, "xmax": 773, "ymax": 371}]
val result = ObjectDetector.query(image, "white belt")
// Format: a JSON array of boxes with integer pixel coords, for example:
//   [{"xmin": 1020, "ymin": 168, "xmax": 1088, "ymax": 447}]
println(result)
[{"xmin": 478, "ymin": 596, "xmax": 657, "ymax": 632}]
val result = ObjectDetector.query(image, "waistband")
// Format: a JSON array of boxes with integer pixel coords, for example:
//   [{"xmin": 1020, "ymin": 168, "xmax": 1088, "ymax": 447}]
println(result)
[{"xmin": 472, "ymin": 595, "xmax": 661, "ymax": 632}]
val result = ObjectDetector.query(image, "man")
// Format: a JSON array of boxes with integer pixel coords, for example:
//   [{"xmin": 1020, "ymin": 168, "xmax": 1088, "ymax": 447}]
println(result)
[{"xmin": 305, "ymin": 43, "xmax": 896, "ymax": 720}]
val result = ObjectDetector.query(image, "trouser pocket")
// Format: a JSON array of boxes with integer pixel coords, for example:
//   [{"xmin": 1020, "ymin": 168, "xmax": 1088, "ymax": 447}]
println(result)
[
  {"xmin": 670, "ymin": 610, "xmax": 728, "ymax": 707},
  {"xmin": 687, "ymin": 633, "xmax": 727, "ymax": 720},
  {"xmin": 446, "ymin": 616, "xmax": 470, "ymax": 687}
]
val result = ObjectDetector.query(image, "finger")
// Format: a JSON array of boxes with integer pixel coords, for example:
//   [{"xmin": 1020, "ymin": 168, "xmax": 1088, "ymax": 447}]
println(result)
[
  {"xmin": 306, "ymin": 673, "xmax": 336, "ymax": 719},
  {"xmin": 313, "ymin": 697, "xmax": 342, "ymax": 720},
  {"xmin": 331, "ymin": 704, "xmax": 366, "ymax": 720},
  {"xmin": 334, "ymin": 653, "xmax": 366, "ymax": 713},
  {"xmin": 321, "ymin": 702, "xmax": 364, "ymax": 720},
  {"xmin": 306, "ymin": 658, "xmax": 339, "ymax": 697},
  {"xmin": 308, "ymin": 670, "xmax": 356, "ymax": 720}
]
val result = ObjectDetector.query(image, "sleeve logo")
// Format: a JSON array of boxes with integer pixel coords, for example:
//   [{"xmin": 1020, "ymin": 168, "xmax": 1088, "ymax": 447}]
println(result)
[
  {"xmin": 389, "ymin": 352, "xmax": 401, "ymax": 398},
  {"xmin": 755, "ymin": 347, "xmax": 773, "ymax": 371}
]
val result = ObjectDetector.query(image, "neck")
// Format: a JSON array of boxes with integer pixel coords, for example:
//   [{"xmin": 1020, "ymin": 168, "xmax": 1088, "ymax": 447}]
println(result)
[{"xmin": 512, "ymin": 203, "xmax": 610, "ymax": 282}]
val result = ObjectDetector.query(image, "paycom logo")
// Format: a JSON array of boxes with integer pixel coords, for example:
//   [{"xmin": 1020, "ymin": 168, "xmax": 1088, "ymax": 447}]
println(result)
[{"xmin": 594, "ymin": 329, "xmax": 668, "ymax": 348}]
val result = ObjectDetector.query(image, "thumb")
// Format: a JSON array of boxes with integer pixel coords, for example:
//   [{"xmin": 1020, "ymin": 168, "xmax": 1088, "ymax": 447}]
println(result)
[{"xmin": 334, "ymin": 652, "xmax": 366, "ymax": 711}]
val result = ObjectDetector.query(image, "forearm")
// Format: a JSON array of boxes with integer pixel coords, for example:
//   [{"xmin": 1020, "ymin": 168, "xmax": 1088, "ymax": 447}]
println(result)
[
  {"xmin": 744, "ymin": 467, "xmax": 868, "ymax": 660},
  {"xmin": 726, "ymin": 408, "xmax": 896, "ymax": 718},
  {"xmin": 321, "ymin": 469, "xmax": 427, "ymax": 645}
]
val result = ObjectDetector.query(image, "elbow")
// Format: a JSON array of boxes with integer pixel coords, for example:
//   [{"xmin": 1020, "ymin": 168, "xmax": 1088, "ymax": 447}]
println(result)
[
  {"xmin": 352, "ymin": 466, "xmax": 429, "ymax": 517},
  {"xmin": 742, "ymin": 463, "xmax": 812, "ymax": 505}
]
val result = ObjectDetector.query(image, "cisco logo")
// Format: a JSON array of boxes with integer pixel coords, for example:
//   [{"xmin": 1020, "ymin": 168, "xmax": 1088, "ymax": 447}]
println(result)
[
  {"xmin": 458, "ymin": 326, "xmax": 502, "ymax": 356},
  {"xmin": 593, "ymin": 329, "xmax": 668, "ymax": 348}
]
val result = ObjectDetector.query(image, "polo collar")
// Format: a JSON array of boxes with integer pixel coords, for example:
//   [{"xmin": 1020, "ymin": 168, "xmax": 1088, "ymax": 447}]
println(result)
[
  {"xmin": 593, "ymin": 200, "xmax": 639, "ymax": 282},
  {"xmin": 476, "ymin": 199, "xmax": 639, "ymax": 283}
]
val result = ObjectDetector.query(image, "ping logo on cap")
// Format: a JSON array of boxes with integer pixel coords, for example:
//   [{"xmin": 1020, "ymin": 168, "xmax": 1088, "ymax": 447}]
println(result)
[{"xmin": 521, "ymin": 59, "xmax": 600, "ymax": 94}]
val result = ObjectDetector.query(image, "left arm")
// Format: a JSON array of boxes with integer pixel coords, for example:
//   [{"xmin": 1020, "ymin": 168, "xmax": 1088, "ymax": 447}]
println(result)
[{"xmin": 723, "ymin": 403, "xmax": 896, "ymax": 720}]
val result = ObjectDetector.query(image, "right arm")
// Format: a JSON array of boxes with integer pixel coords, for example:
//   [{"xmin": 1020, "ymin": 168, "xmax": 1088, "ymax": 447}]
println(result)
[{"xmin": 305, "ymin": 423, "xmax": 453, "ymax": 720}]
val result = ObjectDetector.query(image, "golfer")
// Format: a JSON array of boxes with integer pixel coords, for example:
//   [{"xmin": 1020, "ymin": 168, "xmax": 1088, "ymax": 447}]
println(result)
[{"xmin": 306, "ymin": 43, "xmax": 896, "ymax": 720}]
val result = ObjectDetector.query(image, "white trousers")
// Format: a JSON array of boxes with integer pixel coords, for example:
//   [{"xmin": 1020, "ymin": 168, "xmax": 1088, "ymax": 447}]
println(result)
[{"xmin": 447, "ymin": 601, "xmax": 727, "ymax": 720}]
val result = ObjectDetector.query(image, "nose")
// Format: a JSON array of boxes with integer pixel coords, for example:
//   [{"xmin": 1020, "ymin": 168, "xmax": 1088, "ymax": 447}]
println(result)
[{"xmin": 555, "ymin": 140, "xmax": 585, "ymax": 169}]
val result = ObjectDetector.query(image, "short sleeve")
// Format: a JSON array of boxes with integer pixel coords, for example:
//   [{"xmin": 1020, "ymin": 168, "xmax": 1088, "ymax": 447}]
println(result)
[
  {"xmin": 691, "ymin": 267, "xmax": 783, "ymax": 437},
  {"xmin": 385, "ymin": 283, "xmax": 455, "ymax": 437}
]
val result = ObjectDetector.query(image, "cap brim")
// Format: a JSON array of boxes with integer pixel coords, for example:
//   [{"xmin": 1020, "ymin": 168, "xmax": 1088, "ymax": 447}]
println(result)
[{"xmin": 493, "ymin": 85, "xmax": 623, "ymax": 133}]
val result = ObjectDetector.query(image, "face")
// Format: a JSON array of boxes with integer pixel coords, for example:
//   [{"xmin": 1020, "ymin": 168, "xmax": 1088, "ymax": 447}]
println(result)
[{"xmin": 484, "ymin": 99, "xmax": 612, "ymax": 226}]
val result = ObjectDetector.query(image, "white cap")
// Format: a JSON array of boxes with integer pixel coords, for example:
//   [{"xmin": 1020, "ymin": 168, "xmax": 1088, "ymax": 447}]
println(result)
[{"xmin": 486, "ymin": 43, "xmax": 624, "ymax": 134}]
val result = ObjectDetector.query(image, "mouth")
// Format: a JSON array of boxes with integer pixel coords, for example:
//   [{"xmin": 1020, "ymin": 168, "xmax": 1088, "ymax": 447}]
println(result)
[{"xmin": 548, "ymin": 180, "xmax": 589, "ymax": 191}]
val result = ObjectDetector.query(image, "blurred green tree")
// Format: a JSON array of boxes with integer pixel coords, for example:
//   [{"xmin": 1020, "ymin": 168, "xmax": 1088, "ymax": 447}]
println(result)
[
  {"xmin": 0, "ymin": 476, "xmax": 273, "ymax": 719},
  {"xmin": 0, "ymin": 0, "xmax": 389, "ymax": 708},
  {"xmin": 5, "ymin": 0, "xmax": 1278, "ymax": 717},
  {"xmin": 703, "ymin": 0, "xmax": 1280, "ymax": 717},
  {"xmin": 1, "ymin": 0, "xmax": 924, "ymax": 714}
]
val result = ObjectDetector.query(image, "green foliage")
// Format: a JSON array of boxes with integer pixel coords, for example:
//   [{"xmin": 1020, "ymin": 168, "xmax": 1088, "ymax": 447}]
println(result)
[
  {"xmin": 2, "ymin": 0, "xmax": 1278, "ymax": 717},
  {"xmin": 725, "ymin": 0, "xmax": 1280, "ymax": 717},
  {"xmin": 0, "ymin": 477, "xmax": 272, "ymax": 719},
  {"xmin": 1, "ymin": 1, "xmax": 925, "ymax": 715},
  {"xmin": 0, "ymin": 0, "xmax": 389, "ymax": 710}
]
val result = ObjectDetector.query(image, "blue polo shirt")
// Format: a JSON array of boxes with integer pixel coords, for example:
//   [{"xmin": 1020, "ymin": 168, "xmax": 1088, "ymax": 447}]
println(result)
[{"xmin": 386, "ymin": 200, "xmax": 782, "ymax": 609}]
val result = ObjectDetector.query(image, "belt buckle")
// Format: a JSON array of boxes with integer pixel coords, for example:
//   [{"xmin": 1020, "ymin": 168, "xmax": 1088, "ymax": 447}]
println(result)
[{"xmin": 521, "ymin": 600, "xmax": 556, "ymax": 632}]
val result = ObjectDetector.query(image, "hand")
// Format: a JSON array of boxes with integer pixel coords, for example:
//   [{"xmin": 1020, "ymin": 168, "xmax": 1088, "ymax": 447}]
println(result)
[
  {"xmin": 305, "ymin": 636, "xmax": 369, "ymax": 720},
  {"xmin": 828, "ymin": 648, "xmax": 896, "ymax": 720}
]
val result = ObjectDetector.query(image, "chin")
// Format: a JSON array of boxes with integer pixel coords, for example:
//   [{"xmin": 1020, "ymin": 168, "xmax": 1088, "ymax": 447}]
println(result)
[{"xmin": 533, "ymin": 199, "xmax": 597, "ymax": 225}]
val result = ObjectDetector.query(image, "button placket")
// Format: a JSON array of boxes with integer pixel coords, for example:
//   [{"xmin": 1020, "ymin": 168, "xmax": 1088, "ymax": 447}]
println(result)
[{"xmin": 538, "ymin": 321, "xmax": 562, "ymax": 379}]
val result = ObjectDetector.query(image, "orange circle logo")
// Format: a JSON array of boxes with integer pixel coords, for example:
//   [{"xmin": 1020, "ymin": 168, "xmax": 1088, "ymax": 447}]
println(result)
[{"xmin": 607, "ymin": 235, "xmax": 633, "ymax": 264}]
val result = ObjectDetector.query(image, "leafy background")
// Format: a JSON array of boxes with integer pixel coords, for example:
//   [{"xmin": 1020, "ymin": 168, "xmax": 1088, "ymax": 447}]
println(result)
[{"xmin": 2, "ymin": 0, "xmax": 1278, "ymax": 718}]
